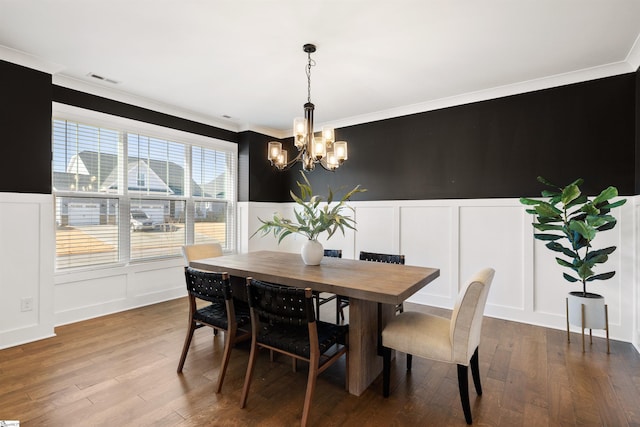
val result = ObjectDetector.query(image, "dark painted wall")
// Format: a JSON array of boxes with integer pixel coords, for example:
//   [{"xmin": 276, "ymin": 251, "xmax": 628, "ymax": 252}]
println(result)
[
  {"xmin": 238, "ymin": 130, "xmax": 292, "ymax": 202},
  {"xmin": 1, "ymin": 59, "xmax": 638, "ymax": 202},
  {"xmin": 0, "ymin": 60, "xmax": 52, "ymax": 193},
  {"xmin": 636, "ymin": 67, "xmax": 640, "ymax": 193},
  {"xmin": 276, "ymin": 73, "xmax": 637, "ymax": 202},
  {"xmin": 52, "ymin": 86, "xmax": 238, "ymax": 143}
]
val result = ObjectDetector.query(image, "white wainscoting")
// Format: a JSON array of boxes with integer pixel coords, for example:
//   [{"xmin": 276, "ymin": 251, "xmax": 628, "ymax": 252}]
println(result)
[
  {"xmin": 1, "ymin": 196, "xmax": 638, "ymax": 351},
  {"xmin": 245, "ymin": 197, "xmax": 638, "ymax": 345},
  {"xmin": 53, "ymin": 259, "xmax": 186, "ymax": 326},
  {"xmin": 0, "ymin": 193, "xmax": 55, "ymax": 348}
]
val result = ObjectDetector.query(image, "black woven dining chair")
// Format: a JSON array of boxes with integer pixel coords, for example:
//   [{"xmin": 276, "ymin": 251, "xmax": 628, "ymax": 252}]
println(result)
[
  {"xmin": 240, "ymin": 278, "xmax": 348, "ymax": 427},
  {"xmin": 336, "ymin": 251, "xmax": 406, "ymax": 321},
  {"xmin": 313, "ymin": 249, "xmax": 342, "ymax": 322},
  {"xmin": 177, "ymin": 267, "xmax": 251, "ymax": 393}
]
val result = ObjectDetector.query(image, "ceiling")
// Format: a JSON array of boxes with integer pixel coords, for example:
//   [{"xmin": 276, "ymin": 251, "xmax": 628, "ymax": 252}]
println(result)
[{"xmin": 1, "ymin": 1, "xmax": 639, "ymax": 137}]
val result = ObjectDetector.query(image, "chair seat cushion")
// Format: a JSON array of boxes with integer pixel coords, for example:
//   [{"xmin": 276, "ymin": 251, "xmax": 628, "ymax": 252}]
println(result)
[
  {"xmin": 382, "ymin": 311, "xmax": 452, "ymax": 363},
  {"xmin": 194, "ymin": 301, "xmax": 251, "ymax": 330},
  {"xmin": 257, "ymin": 320, "xmax": 348, "ymax": 359}
]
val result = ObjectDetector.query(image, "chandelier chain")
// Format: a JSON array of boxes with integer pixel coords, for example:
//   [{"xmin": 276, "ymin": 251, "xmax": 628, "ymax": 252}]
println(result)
[{"xmin": 306, "ymin": 53, "xmax": 315, "ymax": 103}]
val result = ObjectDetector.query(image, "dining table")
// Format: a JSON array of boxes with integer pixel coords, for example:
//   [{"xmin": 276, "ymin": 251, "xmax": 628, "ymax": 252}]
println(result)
[{"xmin": 189, "ymin": 250, "xmax": 440, "ymax": 396}]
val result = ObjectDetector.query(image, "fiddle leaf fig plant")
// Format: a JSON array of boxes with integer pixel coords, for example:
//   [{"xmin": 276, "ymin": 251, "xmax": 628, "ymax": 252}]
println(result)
[
  {"xmin": 252, "ymin": 171, "xmax": 366, "ymax": 244},
  {"xmin": 520, "ymin": 177, "xmax": 626, "ymax": 296}
]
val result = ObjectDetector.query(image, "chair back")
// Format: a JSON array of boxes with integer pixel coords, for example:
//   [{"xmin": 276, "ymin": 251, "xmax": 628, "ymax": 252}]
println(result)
[
  {"xmin": 324, "ymin": 249, "xmax": 342, "ymax": 258},
  {"xmin": 184, "ymin": 266, "xmax": 231, "ymax": 303},
  {"xmin": 181, "ymin": 243, "xmax": 223, "ymax": 265},
  {"xmin": 246, "ymin": 279, "xmax": 315, "ymax": 326},
  {"xmin": 359, "ymin": 251, "xmax": 405, "ymax": 265},
  {"xmin": 449, "ymin": 268, "xmax": 495, "ymax": 364}
]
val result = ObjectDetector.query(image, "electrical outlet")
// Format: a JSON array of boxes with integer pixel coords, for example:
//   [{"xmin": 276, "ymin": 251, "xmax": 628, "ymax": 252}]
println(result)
[{"xmin": 21, "ymin": 297, "xmax": 34, "ymax": 312}]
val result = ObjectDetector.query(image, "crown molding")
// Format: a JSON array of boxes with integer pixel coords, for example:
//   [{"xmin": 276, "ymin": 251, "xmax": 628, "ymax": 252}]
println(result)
[
  {"xmin": 625, "ymin": 33, "xmax": 640, "ymax": 71},
  {"xmin": 317, "ymin": 61, "xmax": 635, "ymax": 132},
  {"xmin": 237, "ymin": 123, "xmax": 288, "ymax": 139},
  {"xmin": 3, "ymin": 43, "xmax": 637, "ymax": 140},
  {"xmin": 0, "ymin": 44, "xmax": 64, "ymax": 74},
  {"xmin": 53, "ymin": 75, "xmax": 240, "ymax": 133}
]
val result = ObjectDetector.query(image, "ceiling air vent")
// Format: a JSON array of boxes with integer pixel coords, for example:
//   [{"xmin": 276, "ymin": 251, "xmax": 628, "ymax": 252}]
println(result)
[{"xmin": 87, "ymin": 72, "xmax": 120, "ymax": 84}]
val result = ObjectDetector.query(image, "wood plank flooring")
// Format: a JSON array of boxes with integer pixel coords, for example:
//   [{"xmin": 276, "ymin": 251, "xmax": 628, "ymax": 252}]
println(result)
[{"xmin": 1, "ymin": 298, "xmax": 639, "ymax": 426}]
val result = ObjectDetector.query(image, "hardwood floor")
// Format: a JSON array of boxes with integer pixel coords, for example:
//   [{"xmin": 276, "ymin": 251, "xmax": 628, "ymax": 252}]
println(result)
[{"xmin": 1, "ymin": 298, "xmax": 639, "ymax": 426}]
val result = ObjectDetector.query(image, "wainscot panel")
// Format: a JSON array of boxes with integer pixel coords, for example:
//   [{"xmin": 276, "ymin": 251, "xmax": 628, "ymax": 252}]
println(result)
[
  {"xmin": 245, "ymin": 197, "xmax": 635, "ymax": 343},
  {"xmin": 53, "ymin": 257, "xmax": 185, "ymax": 326},
  {"xmin": 0, "ymin": 193, "xmax": 54, "ymax": 349},
  {"xmin": 400, "ymin": 205, "xmax": 454, "ymax": 302}
]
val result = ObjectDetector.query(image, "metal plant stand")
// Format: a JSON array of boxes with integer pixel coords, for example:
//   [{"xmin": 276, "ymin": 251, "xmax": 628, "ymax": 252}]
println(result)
[{"xmin": 566, "ymin": 297, "xmax": 610, "ymax": 354}]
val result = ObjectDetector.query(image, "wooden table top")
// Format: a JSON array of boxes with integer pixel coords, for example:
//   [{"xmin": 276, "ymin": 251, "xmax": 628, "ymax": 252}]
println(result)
[{"xmin": 190, "ymin": 250, "xmax": 440, "ymax": 305}]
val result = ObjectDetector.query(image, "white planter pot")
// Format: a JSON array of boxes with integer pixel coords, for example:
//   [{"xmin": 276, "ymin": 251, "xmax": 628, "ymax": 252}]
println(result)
[
  {"xmin": 567, "ymin": 291, "xmax": 606, "ymax": 329},
  {"xmin": 301, "ymin": 239, "xmax": 324, "ymax": 265}
]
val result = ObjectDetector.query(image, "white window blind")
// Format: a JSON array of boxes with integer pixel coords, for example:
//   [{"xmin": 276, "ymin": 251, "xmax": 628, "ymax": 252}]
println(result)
[
  {"xmin": 52, "ymin": 107, "xmax": 237, "ymax": 270},
  {"xmin": 191, "ymin": 146, "xmax": 236, "ymax": 249},
  {"xmin": 53, "ymin": 120, "xmax": 120, "ymax": 269},
  {"xmin": 127, "ymin": 133, "xmax": 187, "ymax": 260}
]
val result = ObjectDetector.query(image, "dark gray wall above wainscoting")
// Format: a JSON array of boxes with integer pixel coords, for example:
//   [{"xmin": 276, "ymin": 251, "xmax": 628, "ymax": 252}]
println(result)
[
  {"xmin": 238, "ymin": 130, "xmax": 292, "ymax": 202},
  {"xmin": 0, "ymin": 58, "xmax": 637, "ymax": 201},
  {"xmin": 636, "ymin": 66, "xmax": 640, "ymax": 193},
  {"xmin": 275, "ymin": 73, "xmax": 637, "ymax": 203},
  {"xmin": 52, "ymin": 86, "xmax": 238, "ymax": 144},
  {"xmin": 0, "ymin": 60, "xmax": 52, "ymax": 194}
]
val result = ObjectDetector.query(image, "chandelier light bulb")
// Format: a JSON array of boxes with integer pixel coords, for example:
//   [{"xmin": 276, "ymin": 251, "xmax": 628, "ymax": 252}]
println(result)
[{"xmin": 266, "ymin": 43, "xmax": 348, "ymax": 172}]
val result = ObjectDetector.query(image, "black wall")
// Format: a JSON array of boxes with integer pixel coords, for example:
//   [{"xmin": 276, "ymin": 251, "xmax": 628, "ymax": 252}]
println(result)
[
  {"xmin": 279, "ymin": 73, "xmax": 637, "ymax": 202},
  {"xmin": 1, "ymin": 58, "xmax": 638, "ymax": 201},
  {"xmin": 52, "ymin": 85, "xmax": 238, "ymax": 143},
  {"xmin": 238, "ymin": 131, "xmax": 291, "ymax": 202},
  {"xmin": 636, "ymin": 67, "xmax": 640, "ymax": 193},
  {"xmin": 0, "ymin": 60, "xmax": 52, "ymax": 193}
]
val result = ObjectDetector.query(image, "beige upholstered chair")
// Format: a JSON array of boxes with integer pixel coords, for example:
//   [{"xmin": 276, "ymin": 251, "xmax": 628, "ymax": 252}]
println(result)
[
  {"xmin": 181, "ymin": 242, "xmax": 223, "ymax": 265},
  {"xmin": 381, "ymin": 268, "xmax": 495, "ymax": 425}
]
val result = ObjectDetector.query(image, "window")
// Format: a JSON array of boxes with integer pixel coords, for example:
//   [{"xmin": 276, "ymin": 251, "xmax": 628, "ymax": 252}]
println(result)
[
  {"xmin": 191, "ymin": 146, "xmax": 236, "ymax": 247},
  {"xmin": 52, "ymin": 105, "xmax": 237, "ymax": 270}
]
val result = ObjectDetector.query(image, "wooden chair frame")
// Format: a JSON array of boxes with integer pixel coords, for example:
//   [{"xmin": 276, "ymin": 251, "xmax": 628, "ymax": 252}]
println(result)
[
  {"xmin": 177, "ymin": 267, "xmax": 251, "ymax": 393},
  {"xmin": 240, "ymin": 278, "xmax": 348, "ymax": 427}
]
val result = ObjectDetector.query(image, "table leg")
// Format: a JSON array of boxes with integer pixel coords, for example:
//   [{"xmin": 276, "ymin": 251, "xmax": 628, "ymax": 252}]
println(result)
[{"xmin": 347, "ymin": 298, "xmax": 395, "ymax": 396}]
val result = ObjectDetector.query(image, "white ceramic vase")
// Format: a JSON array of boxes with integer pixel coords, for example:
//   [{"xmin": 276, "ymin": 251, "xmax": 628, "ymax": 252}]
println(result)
[
  {"xmin": 301, "ymin": 239, "xmax": 324, "ymax": 265},
  {"xmin": 567, "ymin": 291, "xmax": 606, "ymax": 329}
]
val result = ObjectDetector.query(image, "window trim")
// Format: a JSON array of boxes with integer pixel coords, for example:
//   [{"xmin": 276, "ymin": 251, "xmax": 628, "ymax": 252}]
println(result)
[{"xmin": 53, "ymin": 103, "xmax": 238, "ymax": 271}]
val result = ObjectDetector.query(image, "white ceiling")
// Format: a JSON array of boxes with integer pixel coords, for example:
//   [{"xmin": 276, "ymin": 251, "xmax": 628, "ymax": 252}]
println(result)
[{"xmin": 1, "ymin": 1, "xmax": 639, "ymax": 137}]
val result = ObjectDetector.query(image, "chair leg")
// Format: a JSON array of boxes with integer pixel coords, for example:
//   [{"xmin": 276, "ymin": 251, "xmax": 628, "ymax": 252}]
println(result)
[
  {"xmin": 177, "ymin": 320, "xmax": 196, "ymax": 373},
  {"xmin": 457, "ymin": 364, "xmax": 472, "ymax": 425},
  {"xmin": 301, "ymin": 359, "xmax": 319, "ymax": 427},
  {"xmin": 382, "ymin": 346, "xmax": 392, "ymax": 397},
  {"xmin": 215, "ymin": 330, "xmax": 234, "ymax": 393},
  {"xmin": 336, "ymin": 297, "xmax": 345, "ymax": 324},
  {"xmin": 406, "ymin": 353, "xmax": 412, "ymax": 371},
  {"xmin": 240, "ymin": 339, "xmax": 259, "ymax": 408},
  {"xmin": 470, "ymin": 347, "xmax": 482, "ymax": 396}
]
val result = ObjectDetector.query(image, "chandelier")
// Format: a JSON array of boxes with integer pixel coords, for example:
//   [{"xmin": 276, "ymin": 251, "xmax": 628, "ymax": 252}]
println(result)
[{"xmin": 267, "ymin": 43, "xmax": 348, "ymax": 171}]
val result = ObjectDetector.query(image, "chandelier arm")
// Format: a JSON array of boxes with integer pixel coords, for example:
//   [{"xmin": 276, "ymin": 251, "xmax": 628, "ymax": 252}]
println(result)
[
  {"xmin": 271, "ymin": 149, "xmax": 306, "ymax": 171},
  {"xmin": 267, "ymin": 43, "xmax": 347, "ymax": 172},
  {"xmin": 318, "ymin": 156, "xmax": 339, "ymax": 172}
]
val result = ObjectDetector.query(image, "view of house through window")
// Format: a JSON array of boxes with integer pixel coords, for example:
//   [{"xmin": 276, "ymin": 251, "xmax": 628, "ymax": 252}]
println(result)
[{"xmin": 52, "ymin": 109, "xmax": 237, "ymax": 270}]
